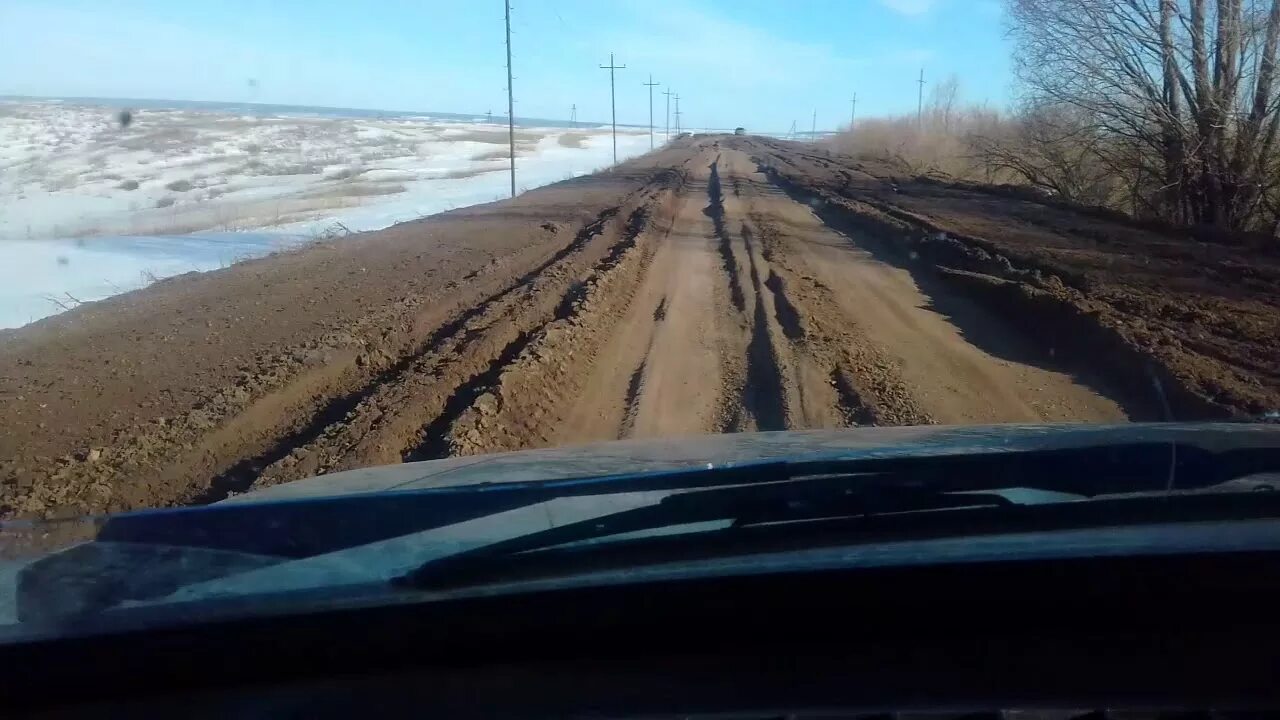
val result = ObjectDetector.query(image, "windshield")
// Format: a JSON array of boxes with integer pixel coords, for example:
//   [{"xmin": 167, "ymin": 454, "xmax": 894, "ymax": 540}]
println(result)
[{"xmin": 1, "ymin": 1, "xmax": 1279, "ymax": 631}]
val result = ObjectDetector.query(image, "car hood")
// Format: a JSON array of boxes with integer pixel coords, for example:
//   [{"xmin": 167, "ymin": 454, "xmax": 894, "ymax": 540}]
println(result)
[
  {"xmin": 3, "ymin": 422, "xmax": 1278, "ymax": 629},
  {"xmin": 226, "ymin": 422, "xmax": 1280, "ymax": 504}
]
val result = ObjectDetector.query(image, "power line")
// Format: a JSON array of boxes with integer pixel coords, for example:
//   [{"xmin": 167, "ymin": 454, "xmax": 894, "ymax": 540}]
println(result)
[
  {"xmin": 599, "ymin": 52, "xmax": 626, "ymax": 163},
  {"xmin": 662, "ymin": 89, "xmax": 673, "ymax": 142},
  {"xmin": 673, "ymin": 94, "xmax": 681, "ymax": 135},
  {"xmin": 504, "ymin": 0, "xmax": 516, "ymax": 197},
  {"xmin": 850, "ymin": 93, "xmax": 857, "ymax": 128},
  {"xmin": 917, "ymin": 68, "xmax": 926, "ymax": 129},
  {"xmin": 643, "ymin": 75, "xmax": 660, "ymax": 149}
]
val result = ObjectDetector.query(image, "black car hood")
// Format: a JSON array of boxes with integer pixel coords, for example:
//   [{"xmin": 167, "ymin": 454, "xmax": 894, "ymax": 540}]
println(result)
[
  {"xmin": 226, "ymin": 422, "xmax": 1280, "ymax": 504},
  {"xmin": 4, "ymin": 422, "xmax": 1280, "ymax": 628}
]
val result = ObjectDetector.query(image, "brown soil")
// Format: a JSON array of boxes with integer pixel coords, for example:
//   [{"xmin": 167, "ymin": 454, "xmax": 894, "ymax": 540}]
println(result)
[
  {"xmin": 746, "ymin": 137, "xmax": 1280, "ymax": 419},
  {"xmin": 0, "ymin": 136, "xmax": 1273, "ymax": 520},
  {"xmin": 557, "ymin": 133, "xmax": 589, "ymax": 149}
]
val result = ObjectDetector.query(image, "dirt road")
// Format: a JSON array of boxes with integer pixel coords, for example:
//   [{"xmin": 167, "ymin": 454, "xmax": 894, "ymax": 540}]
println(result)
[{"xmin": 3, "ymin": 136, "xmax": 1276, "ymax": 519}]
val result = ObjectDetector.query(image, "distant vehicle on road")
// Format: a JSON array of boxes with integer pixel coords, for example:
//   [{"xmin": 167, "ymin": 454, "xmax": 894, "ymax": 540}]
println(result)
[{"xmin": 734, "ymin": 127, "xmax": 746, "ymax": 135}]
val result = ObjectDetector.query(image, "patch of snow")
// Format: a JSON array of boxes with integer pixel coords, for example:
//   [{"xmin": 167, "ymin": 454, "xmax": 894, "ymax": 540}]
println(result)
[
  {"xmin": 0, "ymin": 99, "xmax": 658, "ymax": 330},
  {"xmin": 0, "ymin": 233, "xmax": 306, "ymax": 329}
]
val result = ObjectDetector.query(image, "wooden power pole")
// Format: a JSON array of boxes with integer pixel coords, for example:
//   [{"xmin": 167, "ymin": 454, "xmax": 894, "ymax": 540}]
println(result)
[
  {"xmin": 643, "ymin": 75, "xmax": 660, "ymax": 149},
  {"xmin": 504, "ymin": 0, "xmax": 516, "ymax": 197},
  {"xmin": 663, "ymin": 89, "xmax": 673, "ymax": 141},
  {"xmin": 599, "ymin": 53, "xmax": 626, "ymax": 163},
  {"xmin": 917, "ymin": 68, "xmax": 926, "ymax": 129}
]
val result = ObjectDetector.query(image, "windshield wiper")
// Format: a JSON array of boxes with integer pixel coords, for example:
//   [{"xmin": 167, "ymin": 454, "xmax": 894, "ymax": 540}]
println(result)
[
  {"xmin": 18, "ymin": 441, "xmax": 1280, "ymax": 618},
  {"xmin": 83, "ymin": 440, "xmax": 1279, "ymax": 562},
  {"xmin": 393, "ymin": 477, "xmax": 1016, "ymax": 588},
  {"xmin": 393, "ymin": 442, "xmax": 1280, "ymax": 588}
]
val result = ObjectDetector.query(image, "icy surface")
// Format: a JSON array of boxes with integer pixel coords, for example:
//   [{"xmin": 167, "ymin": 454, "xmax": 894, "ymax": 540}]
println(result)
[{"xmin": 0, "ymin": 99, "xmax": 655, "ymax": 329}]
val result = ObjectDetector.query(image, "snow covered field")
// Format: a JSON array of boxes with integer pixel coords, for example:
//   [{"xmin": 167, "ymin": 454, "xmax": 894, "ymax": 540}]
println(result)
[{"xmin": 0, "ymin": 99, "xmax": 654, "ymax": 329}]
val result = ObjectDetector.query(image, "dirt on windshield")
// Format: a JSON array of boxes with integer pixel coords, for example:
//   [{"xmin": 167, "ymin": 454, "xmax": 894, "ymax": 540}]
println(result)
[{"xmin": 2, "ymin": 135, "xmax": 1277, "ymax": 519}]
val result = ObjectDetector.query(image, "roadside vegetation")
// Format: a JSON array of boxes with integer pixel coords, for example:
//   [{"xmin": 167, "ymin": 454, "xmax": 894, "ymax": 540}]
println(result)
[{"xmin": 830, "ymin": 0, "xmax": 1280, "ymax": 240}]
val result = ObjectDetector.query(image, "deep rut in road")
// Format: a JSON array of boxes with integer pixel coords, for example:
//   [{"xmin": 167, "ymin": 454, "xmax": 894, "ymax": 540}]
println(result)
[
  {"xmin": 178, "ymin": 143, "xmax": 1134, "ymax": 498},
  {"xmin": 0, "ymin": 137, "xmax": 1161, "ymax": 520},
  {"xmin": 246, "ymin": 178, "xmax": 685, "ymax": 492}
]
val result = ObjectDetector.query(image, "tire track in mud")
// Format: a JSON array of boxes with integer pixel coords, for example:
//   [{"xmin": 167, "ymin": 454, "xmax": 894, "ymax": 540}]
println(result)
[
  {"xmin": 414, "ymin": 203, "xmax": 661, "ymax": 459},
  {"xmin": 439, "ymin": 195, "xmax": 682, "ymax": 457},
  {"xmin": 763, "ymin": 268, "xmax": 804, "ymax": 341},
  {"xmin": 205, "ymin": 213, "xmax": 614, "ymax": 497},
  {"xmin": 707, "ymin": 156, "xmax": 747, "ymax": 313},
  {"xmin": 734, "ymin": 140, "xmax": 1129, "ymax": 425},
  {"xmin": 0, "ymin": 137, "xmax": 1149, "ymax": 521},
  {"xmin": 706, "ymin": 155, "xmax": 790, "ymax": 431},
  {"xmin": 699, "ymin": 151, "xmax": 901, "ymax": 431},
  {"xmin": 713, "ymin": 148, "xmax": 934, "ymax": 428},
  {"xmin": 240, "ymin": 176, "xmax": 681, "ymax": 494},
  {"xmin": 738, "ymin": 221, "xmax": 793, "ymax": 431},
  {"xmin": 619, "ymin": 356, "xmax": 649, "ymax": 437},
  {"xmin": 549, "ymin": 151, "xmax": 727, "ymax": 444},
  {"xmin": 197, "ymin": 222, "xmax": 625, "ymax": 501},
  {"xmin": 746, "ymin": 205, "xmax": 932, "ymax": 427}
]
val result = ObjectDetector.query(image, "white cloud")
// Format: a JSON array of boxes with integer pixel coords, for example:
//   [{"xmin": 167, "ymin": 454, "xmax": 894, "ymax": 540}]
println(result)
[{"xmin": 877, "ymin": 0, "xmax": 942, "ymax": 16}]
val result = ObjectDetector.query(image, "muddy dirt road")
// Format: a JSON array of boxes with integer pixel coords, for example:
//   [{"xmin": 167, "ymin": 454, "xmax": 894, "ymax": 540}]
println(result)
[{"xmin": 3, "ymin": 136, "xmax": 1275, "ymax": 519}]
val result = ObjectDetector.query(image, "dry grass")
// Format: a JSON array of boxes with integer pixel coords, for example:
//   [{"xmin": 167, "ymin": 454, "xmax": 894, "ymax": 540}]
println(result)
[
  {"xmin": 453, "ymin": 129, "xmax": 544, "ymax": 145},
  {"xmin": 306, "ymin": 183, "xmax": 407, "ymax": 199},
  {"xmin": 557, "ymin": 132, "xmax": 588, "ymax": 149},
  {"xmin": 470, "ymin": 148, "xmax": 511, "ymax": 161},
  {"xmin": 324, "ymin": 166, "xmax": 366, "ymax": 181},
  {"xmin": 257, "ymin": 162, "xmax": 325, "ymax": 177},
  {"xmin": 438, "ymin": 167, "xmax": 499, "ymax": 180},
  {"xmin": 827, "ymin": 80, "xmax": 1014, "ymax": 184},
  {"xmin": 114, "ymin": 127, "xmax": 200, "ymax": 152}
]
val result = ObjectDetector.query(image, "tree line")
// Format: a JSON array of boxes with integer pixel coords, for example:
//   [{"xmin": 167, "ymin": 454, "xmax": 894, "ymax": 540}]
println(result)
[{"xmin": 834, "ymin": 0, "xmax": 1280, "ymax": 237}]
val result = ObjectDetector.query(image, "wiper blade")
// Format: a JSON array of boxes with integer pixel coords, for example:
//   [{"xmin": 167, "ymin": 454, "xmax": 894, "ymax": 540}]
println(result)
[
  {"xmin": 83, "ymin": 441, "xmax": 1279, "ymax": 561},
  {"xmin": 16, "ymin": 440, "xmax": 1280, "ymax": 618},
  {"xmin": 394, "ymin": 477, "xmax": 1013, "ymax": 588},
  {"xmin": 393, "ymin": 442, "xmax": 1280, "ymax": 588}
]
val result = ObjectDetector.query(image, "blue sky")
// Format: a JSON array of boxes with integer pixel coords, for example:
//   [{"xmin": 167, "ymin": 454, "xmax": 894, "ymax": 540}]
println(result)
[{"xmin": 1, "ymin": 0, "xmax": 1012, "ymax": 132}]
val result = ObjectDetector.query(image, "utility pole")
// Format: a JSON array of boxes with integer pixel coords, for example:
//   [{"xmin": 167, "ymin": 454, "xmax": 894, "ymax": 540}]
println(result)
[
  {"xmin": 917, "ymin": 68, "xmax": 926, "ymax": 129},
  {"xmin": 599, "ymin": 53, "xmax": 626, "ymax": 163},
  {"xmin": 673, "ymin": 94, "xmax": 681, "ymax": 135},
  {"xmin": 504, "ymin": 0, "xmax": 516, "ymax": 197},
  {"xmin": 662, "ymin": 89, "xmax": 673, "ymax": 141},
  {"xmin": 788, "ymin": 120, "xmax": 796, "ymax": 139},
  {"xmin": 643, "ymin": 75, "xmax": 660, "ymax": 149},
  {"xmin": 570, "ymin": 103, "xmax": 577, "ymax": 125},
  {"xmin": 850, "ymin": 93, "xmax": 857, "ymax": 128},
  {"xmin": 811, "ymin": 109, "xmax": 817, "ymax": 139}
]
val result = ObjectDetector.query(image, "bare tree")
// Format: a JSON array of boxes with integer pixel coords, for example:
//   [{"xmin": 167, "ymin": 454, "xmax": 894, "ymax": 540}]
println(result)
[
  {"xmin": 930, "ymin": 75, "xmax": 962, "ymax": 133},
  {"xmin": 970, "ymin": 104, "xmax": 1121, "ymax": 204},
  {"xmin": 1008, "ymin": 0, "xmax": 1280, "ymax": 231}
]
